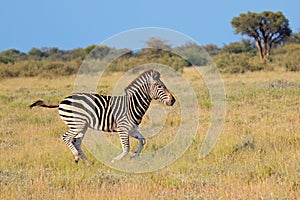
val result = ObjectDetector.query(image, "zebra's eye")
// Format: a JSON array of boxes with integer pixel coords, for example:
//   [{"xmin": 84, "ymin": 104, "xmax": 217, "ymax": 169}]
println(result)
[{"xmin": 157, "ymin": 85, "xmax": 163, "ymax": 89}]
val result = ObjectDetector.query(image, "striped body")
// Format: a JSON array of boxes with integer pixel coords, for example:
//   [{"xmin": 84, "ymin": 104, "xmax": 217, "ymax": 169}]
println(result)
[
  {"xmin": 58, "ymin": 92, "xmax": 152, "ymax": 134},
  {"xmin": 59, "ymin": 94, "xmax": 121, "ymax": 132}
]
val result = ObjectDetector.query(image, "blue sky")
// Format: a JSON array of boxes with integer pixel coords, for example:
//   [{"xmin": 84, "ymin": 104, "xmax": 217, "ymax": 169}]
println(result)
[{"xmin": 1, "ymin": 0, "xmax": 299, "ymax": 52}]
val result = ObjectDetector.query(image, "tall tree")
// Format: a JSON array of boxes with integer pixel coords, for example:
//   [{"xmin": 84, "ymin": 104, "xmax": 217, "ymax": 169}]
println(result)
[{"xmin": 231, "ymin": 11, "xmax": 292, "ymax": 61}]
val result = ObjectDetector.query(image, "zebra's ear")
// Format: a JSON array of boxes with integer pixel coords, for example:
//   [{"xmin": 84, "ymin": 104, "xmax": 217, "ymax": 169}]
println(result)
[{"xmin": 152, "ymin": 70, "xmax": 160, "ymax": 80}]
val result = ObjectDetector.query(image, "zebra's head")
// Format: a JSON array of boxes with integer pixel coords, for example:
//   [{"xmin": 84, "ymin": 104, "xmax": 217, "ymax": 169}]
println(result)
[{"xmin": 148, "ymin": 70, "xmax": 175, "ymax": 106}]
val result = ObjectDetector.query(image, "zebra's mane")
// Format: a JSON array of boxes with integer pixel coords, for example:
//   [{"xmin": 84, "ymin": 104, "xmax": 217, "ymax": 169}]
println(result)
[{"xmin": 124, "ymin": 69, "xmax": 160, "ymax": 95}]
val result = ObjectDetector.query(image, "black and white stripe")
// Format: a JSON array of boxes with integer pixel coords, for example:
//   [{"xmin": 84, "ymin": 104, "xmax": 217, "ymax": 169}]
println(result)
[{"xmin": 30, "ymin": 70, "xmax": 175, "ymax": 163}]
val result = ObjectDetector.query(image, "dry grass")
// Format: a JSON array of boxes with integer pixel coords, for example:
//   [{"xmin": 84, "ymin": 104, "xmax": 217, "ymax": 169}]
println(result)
[{"xmin": 0, "ymin": 69, "xmax": 299, "ymax": 199}]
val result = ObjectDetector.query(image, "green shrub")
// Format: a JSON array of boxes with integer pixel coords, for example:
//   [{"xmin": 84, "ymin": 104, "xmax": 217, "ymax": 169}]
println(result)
[
  {"xmin": 272, "ymin": 44, "xmax": 300, "ymax": 71},
  {"xmin": 214, "ymin": 52, "xmax": 251, "ymax": 73}
]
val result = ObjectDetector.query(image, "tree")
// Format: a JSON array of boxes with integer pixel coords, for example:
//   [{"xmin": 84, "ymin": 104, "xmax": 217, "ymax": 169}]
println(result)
[
  {"xmin": 202, "ymin": 44, "xmax": 220, "ymax": 56},
  {"xmin": 231, "ymin": 11, "xmax": 292, "ymax": 61},
  {"xmin": 174, "ymin": 42, "xmax": 208, "ymax": 66},
  {"xmin": 88, "ymin": 45, "xmax": 110, "ymax": 59},
  {"xmin": 222, "ymin": 39, "xmax": 255, "ymax": 54},
  {"xmin": 145, "ymin": 37, "xmax": 171, "ymax": 50},
  {"xmin": 28, "ymin": 48, "xmax": 44, "ymax": 59}
]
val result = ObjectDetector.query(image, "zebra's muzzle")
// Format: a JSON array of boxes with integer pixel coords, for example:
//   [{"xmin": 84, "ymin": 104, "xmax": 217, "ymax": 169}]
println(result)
[{"xmin": 166, "ymin": 94, "xmax": 175, "ymax": 106}]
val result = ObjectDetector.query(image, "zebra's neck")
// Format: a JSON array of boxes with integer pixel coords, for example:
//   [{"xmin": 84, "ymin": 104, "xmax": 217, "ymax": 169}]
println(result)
[{"xmin": 126, "ymin": 85, "xmax": 152, "ymax": 125}]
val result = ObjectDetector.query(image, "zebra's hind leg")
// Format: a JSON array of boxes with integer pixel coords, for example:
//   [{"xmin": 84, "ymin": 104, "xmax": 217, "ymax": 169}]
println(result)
[
  {"xmin": 62, "ymin": 125, "xmax": 87, "ymax": 163},
  {"xmin": 111, "ymin": 131, "xmax": 130, "ymax": 163},
  {"xmin": 62, "ymin": 130, "xmax": 80, "ymax": 163},
  {"xmin": 130, "ymin": 130, "xmax": 146, "ymax": 158}
]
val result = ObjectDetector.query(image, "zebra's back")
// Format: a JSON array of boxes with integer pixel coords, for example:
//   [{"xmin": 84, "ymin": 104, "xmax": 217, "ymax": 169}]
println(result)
[{"xmin": 58, "ymin": 93, "xmax": 120, "ymax": 132}]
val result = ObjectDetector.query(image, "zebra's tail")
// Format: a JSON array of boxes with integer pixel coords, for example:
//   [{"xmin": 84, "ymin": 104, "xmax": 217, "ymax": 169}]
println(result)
[{"xmin": 29, "ymin": 100, "xmax": 59, "ymax": 109}]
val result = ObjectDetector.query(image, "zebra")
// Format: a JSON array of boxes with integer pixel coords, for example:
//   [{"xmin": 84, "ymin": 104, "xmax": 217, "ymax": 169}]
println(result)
[{"xmin": 30, "ymin": 70, "xmax": 175, "ymax": 163}]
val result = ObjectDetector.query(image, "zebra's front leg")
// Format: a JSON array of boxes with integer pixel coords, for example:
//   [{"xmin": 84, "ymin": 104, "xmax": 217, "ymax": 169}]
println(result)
[
  {"xmin": 111, "ymin": 131, "xmax": 130, "ymax": 163},
  {"xmin": 72, "ymin": 135, "xmax": 88, "ymax": 161},
  {"xmin": 130, "ymin": 130, "xmax": 146, "ymax": 158}
]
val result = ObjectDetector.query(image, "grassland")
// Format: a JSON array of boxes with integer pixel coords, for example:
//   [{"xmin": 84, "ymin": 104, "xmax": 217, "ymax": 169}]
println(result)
[{"xmin": 0, "ymin": 68, "xmax": 299, "ymax": 199}]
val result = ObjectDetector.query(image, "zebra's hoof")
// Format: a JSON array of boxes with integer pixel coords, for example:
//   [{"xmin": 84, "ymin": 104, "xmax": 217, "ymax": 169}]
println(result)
[
  {"xmin": 74, "ymin": 157, "xmax": 79, "ymax": 163},
  {"xmin": 130, "ymin": 152, "xmax": 140, "ymax": 159}
]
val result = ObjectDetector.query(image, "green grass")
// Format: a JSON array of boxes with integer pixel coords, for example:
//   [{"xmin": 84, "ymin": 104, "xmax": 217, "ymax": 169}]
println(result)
[{"xmin": 0, "ymin": 69, "xmax": 299, "ymax": 199}]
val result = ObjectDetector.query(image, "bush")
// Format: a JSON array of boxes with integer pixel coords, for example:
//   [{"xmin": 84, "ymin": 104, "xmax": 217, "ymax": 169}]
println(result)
[
  {"xmin": 284, "ymin": 54, "xmax": 300, "ymax": 72},
  {"xmin": 272, "ymin": 44, "xmax": 300, "ymax": 72},
  {"xmin": 214, "ymin": 53, "xmax": 251, "ymax": 73},
  {"xmin": 0, "ymin": 59, "xmax": 81, "ymax": 79},
  {"xmin": 248, "ymin": 57, "xmax": 270, "ymax": 71}
]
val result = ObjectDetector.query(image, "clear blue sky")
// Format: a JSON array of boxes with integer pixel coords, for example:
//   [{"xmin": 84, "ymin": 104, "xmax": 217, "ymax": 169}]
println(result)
[{"xmin": 1, "ymin": 0, "xmax": 299, "ymax": 52}]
